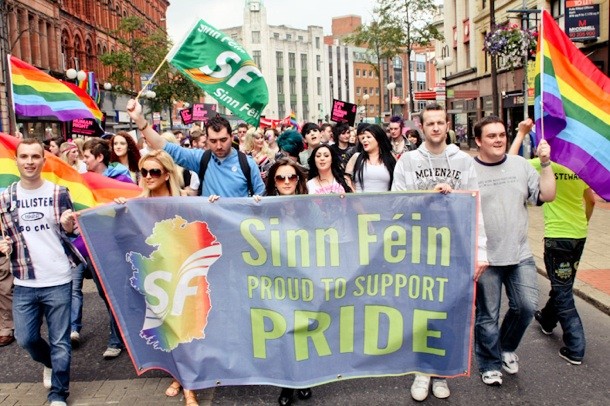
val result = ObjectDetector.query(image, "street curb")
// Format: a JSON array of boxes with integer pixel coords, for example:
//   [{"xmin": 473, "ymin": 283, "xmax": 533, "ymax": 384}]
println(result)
[{"xmin": 534, "ymin": 259, "xmax": 610, "ymax": 316}]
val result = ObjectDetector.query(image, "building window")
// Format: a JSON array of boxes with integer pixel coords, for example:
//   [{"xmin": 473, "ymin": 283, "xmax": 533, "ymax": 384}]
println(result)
[
  {"xmin": 252, "ymin": 31, "xmax": 260, "ymax": 44},
  {"xmin": 277, "ymin": 76, "xmax": 284, "ymax": 94},
  {"xmin": 253, "ymin": 50, "xmax": 261, "ymax": 70},
  {"xmin": 276, "ymin": 51, "xmax": 283, "ymax": 68},
  {"xmin": 393, "ymin": 57, "xmax": 402, "ymax": 68},
  {"xmin": 298, "ymin": 35, "xmax": 304, "ymax": 41},
  {"xmin": 317, "ymin": 77, "xmax": 321, "ymax": 95},
  {"xmin": 315, "ymin": 37, "xmax": 320, "ymax": 49},
  {"xmin": 289, "ymin": 76, "xmax": 296, "ymax": 94},
  {"xmin": 356, "ymin": 87, "xmax": 361, "ymax": 95},
  {"xmin": 274, "ymin": 32, "xmax": 280, "ymax": 39},
  {"xmin": 417, "ymin": 62, "xmax": 426, "ymax": 72},
  {"xmin": 316, "ymin": 55, "xmax": 321, "ymax": 71},
  {"xmin": 356, "ymin": 69, "xmax": 360, "ymax": 77},
  {"xmin": 301, "ymin": 77, "xmax": 308, "ymax": 94},
  {"xmin": 417, "ymin": 81, "xmax": 426, "ymax": 90},
  {"xmin": 289, "ymin": 53, "xmax": 296, "ymax": 69},
  {"xmin": 301, "ymin": 54, "xmax": 308, "ymax": 70},
  {"xmin": 286, "ymin": 33, "xmax": 292, "ymax": 40}
]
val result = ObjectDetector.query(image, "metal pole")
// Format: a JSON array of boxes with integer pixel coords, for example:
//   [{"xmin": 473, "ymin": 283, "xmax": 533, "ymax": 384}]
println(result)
[{"xmin": 522, "ymin": 0, "xmax": 528, "ymax": 119}]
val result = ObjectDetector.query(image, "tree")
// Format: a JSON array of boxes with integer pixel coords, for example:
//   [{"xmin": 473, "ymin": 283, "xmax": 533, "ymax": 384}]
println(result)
[
  {"xmin": 345, "ymin": 18, "xmax": 403, "ymax": 122},
  {"xmin": 100, "ymin": 16, "xmax": 203, "ymax": 125},
  {"xmin": 376, "ymin": 0, "xmax": 443, "ymax": 117}
]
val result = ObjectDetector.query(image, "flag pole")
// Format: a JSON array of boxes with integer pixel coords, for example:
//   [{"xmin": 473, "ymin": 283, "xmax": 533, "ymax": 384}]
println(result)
[
  {"xmin": 539, "ymin": 12, "xmax": 545, "ymax": 141},
  {"xmin": 134, "ymin": 18, "xmax": 199, "ymax": 101},
  {"xmin": 134, "ymin": 59, "xmax": 167, "ymax": 101},
  {"xmin": 6, "ymin": 54, "xmax": 18, "ymax": 136}
]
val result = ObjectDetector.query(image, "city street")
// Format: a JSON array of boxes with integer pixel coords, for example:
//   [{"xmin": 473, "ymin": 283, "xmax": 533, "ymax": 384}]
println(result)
[{"xmin": 0, "ymin": 272, "xmax": 608, "ymax": 405}]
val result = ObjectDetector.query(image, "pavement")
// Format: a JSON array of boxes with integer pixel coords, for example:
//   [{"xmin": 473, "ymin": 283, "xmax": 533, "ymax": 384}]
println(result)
[{"xmin": 0, "ymin": 159, "xmax": 608, "ymax": 405}]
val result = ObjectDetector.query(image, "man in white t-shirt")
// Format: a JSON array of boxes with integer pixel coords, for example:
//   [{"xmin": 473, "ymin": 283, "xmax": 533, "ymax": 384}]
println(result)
[{"xmin": 0, "ymin": 138, "xmax": 82, "ymax": 406}]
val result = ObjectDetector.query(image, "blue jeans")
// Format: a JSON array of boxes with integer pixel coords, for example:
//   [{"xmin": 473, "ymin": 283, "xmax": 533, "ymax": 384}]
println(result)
[
  {"xmin": 91, "ymin": 265, "xmax": 124, "ymax": 349},
  {"xmin": 475, "ymin": 257, "xmax": 538, "ymax": 373},
  {"xmin": 13, "ymin": 283, "xmax": 71, "ymax": 402},
  {"xmin": 71, "ymin": 263, "xmax": 85, "ymax": 333},
  {"xmin": 538, "ymin": 238, "xmax": 586, "ymax": 360}
]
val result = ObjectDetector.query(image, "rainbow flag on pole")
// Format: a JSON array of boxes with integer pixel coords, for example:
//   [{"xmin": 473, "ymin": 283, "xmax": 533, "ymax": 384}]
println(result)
[
  {"xmin": 8, "ymin": 55, "xmax": 103, "ymax": 122},
  {"xmin": 534, "ymin": 10, "xmax": 610, "ymax": 200},
  {"xmin": 0, "ymin": 134, "xmax": 140, "ymax": 210}
]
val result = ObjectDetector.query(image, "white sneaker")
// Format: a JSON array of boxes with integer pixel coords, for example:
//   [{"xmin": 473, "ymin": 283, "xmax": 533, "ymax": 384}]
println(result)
[
  {"xmin": 43, "ymin": 366, "xmax": 52, "ymax": 389},
  {"xmin": 102, "ymin": 347, "xmax": 122, "ymax": 359},
  {"xmin": 481, "ymin": 370, "xmax": 503, "ymax": 386},
  {"xmin": 501, "ymin": 351, "xmax": 519, "ymax": 374},
  {"xmin": 431, "ymin": 378, "xmax": 450, "ymax": 399},
  {"xmin": 410, "ymin": 374, "xmax": 430, "ymax": 401},
  {"xmin": 50, "ymin": 401, "xmax": 67, "ymax": 406}
]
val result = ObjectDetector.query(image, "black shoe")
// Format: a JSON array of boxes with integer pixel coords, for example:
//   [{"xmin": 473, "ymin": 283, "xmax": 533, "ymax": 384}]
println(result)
[
  {"xmin": 559, "ymin": 347, "xmax": 582, "ymax": 365},
  {"xmin": 534, "ymin": 311, "xmax": 553, "ymax": 335},
  {"xmin": 278, "ymin": 388, "xmax": 294, "ymax": 406},
  {"xmin": 297, "ymin": 388, "xmax": 312, "ymax": 400}
]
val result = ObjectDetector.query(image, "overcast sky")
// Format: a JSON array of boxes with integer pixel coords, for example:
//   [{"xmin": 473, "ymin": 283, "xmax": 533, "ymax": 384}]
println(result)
[{"xmin": 166, "ymin": 0, "xmax": 376, "ymax": 43}]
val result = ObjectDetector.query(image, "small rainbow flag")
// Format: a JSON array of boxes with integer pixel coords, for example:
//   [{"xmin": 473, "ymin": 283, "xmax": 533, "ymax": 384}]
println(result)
[
  {"xmin": 0, "ymin": 134, "xmax": 141, "ymax": 210},
  {"xmin": 534, "ymin": 10, "xmax": 610, "ymax": 200},
  {"xmin": 8, "ymin": 55, "xmax": 103, "ymax": 122}
]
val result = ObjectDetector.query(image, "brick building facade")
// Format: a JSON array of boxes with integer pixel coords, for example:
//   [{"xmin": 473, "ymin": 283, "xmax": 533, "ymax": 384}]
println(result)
[{"xmin": 0, "ymin": 0, "xmax": 169, "ymax": 135}]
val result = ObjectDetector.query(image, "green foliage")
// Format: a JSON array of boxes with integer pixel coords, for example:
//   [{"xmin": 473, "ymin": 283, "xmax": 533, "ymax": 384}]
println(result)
[
  {"xmin": 99, "ymin": 16, "xmax": 203, "ymax": 103},
  {"xmin": 376, "ymin": 0, "xmax": 443, "ymax": 48},
  {"xmin": 345, "ymin": 18, "xmax": 403, "ymax": 78}
]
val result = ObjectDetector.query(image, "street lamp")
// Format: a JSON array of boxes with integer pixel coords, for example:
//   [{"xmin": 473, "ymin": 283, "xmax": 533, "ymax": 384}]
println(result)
[
  {"xmin": 435, "ymin": 45, "xmax": 454, "ymax": 104},
  {"xmin": 65, "ymin": 69, "xmax": 87, "ymax": 83},
  {"xmin": 66, "ymin": 68, "xmax": 77, "ymax": 80},
  {"xmin": 363, "ymin": 93, "xmax": 370, "ymax": 122},
  {"xmin": 386, "ymin": 82, "xmax": 396, "ymax": 116}
]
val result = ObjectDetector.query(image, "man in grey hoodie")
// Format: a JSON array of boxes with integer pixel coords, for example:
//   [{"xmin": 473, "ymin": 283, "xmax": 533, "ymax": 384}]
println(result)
[{"xmin": 392, "ymin": 102, "xmax": 488, "ymax": 401}]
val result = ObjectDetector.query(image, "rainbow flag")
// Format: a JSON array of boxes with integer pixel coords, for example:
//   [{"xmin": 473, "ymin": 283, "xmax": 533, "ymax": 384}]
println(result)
[
  {"xmin": 8, "ymin": 55, "xmax": 103, "ymax": 122},
  {"xmin": 534, "ymin": 10, "xmax": 610, "ymax": 200},
  {"xmin": 0, "ymin": 134, "xmax": 141, "ymax": 210}
]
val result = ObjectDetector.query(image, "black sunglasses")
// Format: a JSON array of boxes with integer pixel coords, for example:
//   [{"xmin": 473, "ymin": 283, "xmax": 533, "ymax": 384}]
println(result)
[
  {"xmin": 141, "ymin": 168, "xmax": 164, "ymax": 178},
  {"xmin": 275, "ymin": 174, "xmax": 299, "ymax": 182}
]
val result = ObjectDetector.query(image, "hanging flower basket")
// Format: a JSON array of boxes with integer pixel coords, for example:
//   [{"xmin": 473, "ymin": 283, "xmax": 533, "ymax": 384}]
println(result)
[{"xmin": 484, "ymin": 23, "xmax": 537, "ymax": 69}]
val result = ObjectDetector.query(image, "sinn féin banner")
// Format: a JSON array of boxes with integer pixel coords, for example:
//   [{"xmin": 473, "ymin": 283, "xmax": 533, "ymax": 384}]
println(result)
[{"xmin": 78, "ymin": 192, "xmax": 478, "ymax": 389}]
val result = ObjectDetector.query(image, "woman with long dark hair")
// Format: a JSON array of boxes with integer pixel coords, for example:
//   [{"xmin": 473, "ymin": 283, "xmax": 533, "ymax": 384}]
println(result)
[
  {"xmin": 306, "ymin": 144, "xmax": 351, "ymax": 194},
  {"xmin": 344, "ymin": 124, "xmax": 396, "ymax": 192},
  {"xmin": 110, "ymin": 131, "xmax": 141, "ymax": 183}
]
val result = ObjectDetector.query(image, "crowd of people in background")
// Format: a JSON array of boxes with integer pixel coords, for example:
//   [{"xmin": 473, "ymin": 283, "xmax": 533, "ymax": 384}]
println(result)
[{"xmin": 0, "ymin": 99, "xmax": 596, "ymax": 406}]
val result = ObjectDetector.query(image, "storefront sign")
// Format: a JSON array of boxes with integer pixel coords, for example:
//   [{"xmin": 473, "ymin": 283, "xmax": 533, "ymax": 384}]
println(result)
[
  {"xmin": 566, "ymin": 4, "xmax": 600, "ymax": 42},
  {"xmin": 71, "ymin": 118, "xmax": 104, "ymax": 137}
]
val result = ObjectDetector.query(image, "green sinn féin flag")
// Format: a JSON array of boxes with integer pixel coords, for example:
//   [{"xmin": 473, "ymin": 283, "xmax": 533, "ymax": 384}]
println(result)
[{"xmin": 167, "ymin": 19, "xmax": 268, "ymax": 126}]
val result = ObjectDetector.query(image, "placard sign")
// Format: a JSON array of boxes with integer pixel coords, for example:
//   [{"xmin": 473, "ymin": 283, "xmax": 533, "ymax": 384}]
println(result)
[
  {"xmin": 192, "ymin": 103, "xmax": 217, "ymax": 121},
  {"xmin": 71, "ymin": 118, "xmax": 104, "ymax": 137},
  {"xmin": 566, "ymin": 4, "xmax": 600, "ymax": 42},
  {"xmin": 180, "ymin": 108, "xmax": 194, "ymax": 125},
  {"xmin": 331, "ymin": 99, "xmax": 357, "ymax": 126}
]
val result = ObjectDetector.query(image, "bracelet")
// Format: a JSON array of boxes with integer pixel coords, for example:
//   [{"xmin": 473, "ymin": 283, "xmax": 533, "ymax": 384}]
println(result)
[
  {"xmin": 540, "ymin": 160, "xmax": 551, "ymax": 168},
  {"xmin": 138, "ymin": 122, "xmax": 149, "ymax": 131}
]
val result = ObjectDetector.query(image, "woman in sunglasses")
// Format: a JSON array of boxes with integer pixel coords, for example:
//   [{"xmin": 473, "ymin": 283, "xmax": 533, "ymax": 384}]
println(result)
[
  {"xmin": 114, "ymin": 151, "xmax": 195, "ymax": 405},
  {"xmin": 260, "ymin": 158, "xmax": 311, "ymax": 405},
  {"xmin": 264, "ymin": 158, "xmax": 308, "ymax": 196}
]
